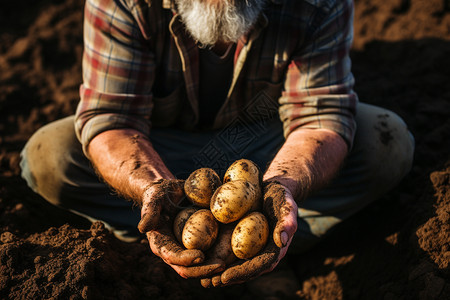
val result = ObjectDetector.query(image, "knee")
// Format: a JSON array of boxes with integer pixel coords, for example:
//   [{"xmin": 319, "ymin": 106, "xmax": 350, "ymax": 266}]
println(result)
[
  {"xmin": 355, "ymin": 104, "xmax": 415, "ymax": 188},
  {"xmin": 20, "ymin": 146, "xmax": 37, "ymax": 193},
  {"xmin": 373, "ymin": 109, "xmax": 414, "ymax": 181},
  {"xmin": 20, "ymin": 125, "xmax": 52, "ymax": 193},
  {"xmin": 20, "ymin": 116, "xmax": 77, "ymax": 204}
]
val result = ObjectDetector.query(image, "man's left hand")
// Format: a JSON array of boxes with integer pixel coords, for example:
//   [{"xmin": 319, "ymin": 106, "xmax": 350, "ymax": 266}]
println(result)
[{"xmin": 200, "ymin": 181, "xmax": 298, "ymax": 287}]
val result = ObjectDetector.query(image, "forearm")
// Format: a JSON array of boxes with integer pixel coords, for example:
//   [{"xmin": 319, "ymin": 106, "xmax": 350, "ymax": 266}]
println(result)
[
  {"xmin": 263, "ymin": 128, "xmax": 348, "ymax": 202},
  {"xmin": 87, "ymin": 129, "xmax": 175, "ymax": 205}
]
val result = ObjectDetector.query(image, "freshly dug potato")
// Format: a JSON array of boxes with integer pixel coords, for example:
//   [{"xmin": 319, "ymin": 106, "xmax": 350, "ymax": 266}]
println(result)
[
  {"xmin": 173, "ymin": 207, "xmax": 199, "ymax": 244},
  {"xmin": 184, "ymin": 168, "xmax": 222, "ymax": 208},
  {"xmin": 207, "ymin": 223, "xmax": 237, "ymax": 265},
  {"xmin": 231, "ymin": 212, "xmax": 269, "ymax": 259},
  {"xmin": 210, "ymin": 180, "xmax": 259, "ymax": 224},
  {"xmin": 182, "ymin": 209, "xmax": 219, "ymax": 251},
  {"xmin": 223, "ymin": 159, "xmax": 262, "ymax": 211},
  {"xmin": 223, "ymin": 159, "xmax": 262, "ymax": 187}
]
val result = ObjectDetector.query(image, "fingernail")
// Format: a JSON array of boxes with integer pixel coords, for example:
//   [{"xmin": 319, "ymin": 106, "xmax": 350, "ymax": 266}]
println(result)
[{"xmin": 281, "ymin": 231, "xmax": 288, "ymax": 247}]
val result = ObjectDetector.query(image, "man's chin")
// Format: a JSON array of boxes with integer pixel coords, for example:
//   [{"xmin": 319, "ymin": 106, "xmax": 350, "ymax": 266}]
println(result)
[{"xmin": 176, "ymin": 0, "xmax": 265, "ymax": 47}]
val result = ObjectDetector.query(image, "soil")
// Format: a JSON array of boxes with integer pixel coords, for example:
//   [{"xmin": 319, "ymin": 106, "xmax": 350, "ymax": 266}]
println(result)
[{"xmin": 1, "ymin": 0, "xmax": 449, "ymax": 299}]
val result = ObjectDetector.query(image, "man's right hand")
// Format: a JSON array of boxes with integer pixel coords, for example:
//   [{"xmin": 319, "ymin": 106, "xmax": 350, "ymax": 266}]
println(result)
[{"xmin": 138, "ymin": 179, "xmax": 225, "ymax": 278}]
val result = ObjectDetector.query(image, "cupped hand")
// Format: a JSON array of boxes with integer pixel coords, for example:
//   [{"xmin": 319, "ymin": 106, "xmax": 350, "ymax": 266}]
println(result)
[
  {"xmin": 200, "ymin": 181, "xmax": 298, "ymax": 287},
  {"xmin": 138, "ymin": 179, "xmax": 225, "ymax": 278}
]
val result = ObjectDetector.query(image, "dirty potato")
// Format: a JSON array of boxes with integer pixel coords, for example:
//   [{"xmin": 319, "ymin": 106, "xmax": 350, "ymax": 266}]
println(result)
[
  {"xmin": 173, "ymin": 207, "xmax": 199, "ymax": 244},
  {"xmin": 223, "ymin": 159, "xmax": 262, "ymax": 188},
  {"xmin": 231, "ymin": 212, "xmax": 269, "ymax": 259},
  {"xmin": 207, "ymin": 223, "xmax": 237, "ymax": 265},
  {"xmin": 182, "ymin": 209, "xmax": 219, "ymax": 251},
  {"xmin": 223, "ymin": 159, "xmax": 262, "ymax": 211},
  {"xmin": 210, "ymin": 180, "xmax": 259, "ymax": 224},
  {"xmin": 184, "ymin": 168, "xmax": 222, "ymax": 208}
]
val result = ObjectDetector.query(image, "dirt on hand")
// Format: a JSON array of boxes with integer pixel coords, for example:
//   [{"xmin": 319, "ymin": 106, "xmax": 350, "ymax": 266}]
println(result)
[{"xmin": 1, "ymin": 0, "xmax": 449, "ymax": 299}]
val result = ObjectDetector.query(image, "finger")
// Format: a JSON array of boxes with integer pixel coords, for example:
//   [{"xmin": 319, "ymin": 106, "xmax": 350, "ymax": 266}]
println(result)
[
  {"xmin": 262, "ymin": 181, "xmax": 286, "ymax": 224},
  {"xmin": 211, "ymin": 274, "xmax": 224, "ymax": 287},
  {"xmin": 138, "ymin": 196, "xmax": 162, "ymax": 233},
  {"xmin": 138, "ymin": 180, "xmax": 185, "ymax": 233},
  {"xmin": 273, "ymin": 191, "xmax": 298, "ymax": 248},
  {"xmin": 263, "ymin": 182, "xmax": 298, "ymax": 248},
  {"xmin": 147, "ymin": 230, "xmax": 205, "ymax": 266},
  {"xmin": 170, "ymin": 258, "xmax": 225, "ymax": 279},
  {"xmin": 161, "ymin": 179, "xmax": 186, "ymax": 216},
  {"xmin": 221, "ymin": 242, "xmax": 280, "ymax": 285},
  {"xmin": 200, "ymin": 272, "xmax": 234, "ymax": 288},
  {"xmin": 200, "ymin": 278, "xmax": 213, "ymax": 288}
]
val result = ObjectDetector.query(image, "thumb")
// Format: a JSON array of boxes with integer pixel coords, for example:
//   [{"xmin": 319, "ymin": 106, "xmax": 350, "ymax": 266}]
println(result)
[
  {"xmin": 138, "ymin": 189, "xmax": 162, "ymax": 233},
  {"xmin": 160, "ymin": 179, "xmax": 186, "ymax": 216},
  {"xmin": 272, "ymin": 187, "xmax": 298, "ymax": 248}
]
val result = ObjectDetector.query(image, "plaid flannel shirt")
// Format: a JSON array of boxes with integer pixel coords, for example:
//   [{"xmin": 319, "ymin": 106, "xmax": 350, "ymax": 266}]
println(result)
[{"xmin": 75, "ymin": 0, "xmax": 358, "ymax": 154}]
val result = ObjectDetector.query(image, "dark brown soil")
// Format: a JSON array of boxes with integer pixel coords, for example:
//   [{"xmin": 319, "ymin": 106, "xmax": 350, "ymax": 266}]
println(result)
[{"xmin": 1, "ymin": 0, "xmax": 449, "ymax": 299}]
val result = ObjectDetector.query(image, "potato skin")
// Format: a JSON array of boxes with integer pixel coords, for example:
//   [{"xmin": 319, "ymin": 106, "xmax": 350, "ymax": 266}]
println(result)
[
  {"xmin": 182, "ymin": 209, "xmax": 219, "ymax": 251},
  {"xmin": 210, "ymin": 180, "xmax": 258, "ymax": 224},
  {"xmin": 231, "ymin": 212, "xmax": 269, "ymax": 259},
  {"xmin": 184, "ymin": 168, "xmax": 222, "ymax": 208},
  {"xmin": 173, "ymin": 207, "xmax": 199, "ymax": 244},
  {"xmin": 223, "ymin": 159, "xmax": 262, "ymax": 211},
  {"xmin": 223, "ymin": 159, "xmax": 262, "ymax": 188},
  {"xmin": 207, "ymin": 223, "xmax": 237, "ymax": 265}
]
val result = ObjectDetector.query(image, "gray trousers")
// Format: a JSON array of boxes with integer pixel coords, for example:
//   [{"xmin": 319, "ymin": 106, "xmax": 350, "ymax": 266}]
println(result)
[{"xmin": 20, "ymin": 103, "xmax": 414, "ymax": 252}]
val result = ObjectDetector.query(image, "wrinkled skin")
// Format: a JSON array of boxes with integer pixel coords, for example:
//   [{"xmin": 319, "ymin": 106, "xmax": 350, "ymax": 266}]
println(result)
[
  {"xmin": 200, "ymin": 181, "xmax": 298, "ymax": 287},
  {"xmin": 138, "ymin": 179, "xmax": 225, "ymax": 278},
  {"xmin": 137, "ymin": 179, "xmax": 297, "ymax": 282}
]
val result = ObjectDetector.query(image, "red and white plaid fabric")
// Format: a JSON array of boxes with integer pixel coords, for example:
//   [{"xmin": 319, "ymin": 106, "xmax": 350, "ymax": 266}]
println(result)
[{"xmin": 75, "ymin": 0, "xmax": 358, "ymax": 154}]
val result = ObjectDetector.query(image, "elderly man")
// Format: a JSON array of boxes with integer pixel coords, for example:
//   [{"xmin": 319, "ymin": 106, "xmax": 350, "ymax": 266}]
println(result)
[{"xmin": 21, "ymin": 0, "xmax": 414, "ymax": 290}]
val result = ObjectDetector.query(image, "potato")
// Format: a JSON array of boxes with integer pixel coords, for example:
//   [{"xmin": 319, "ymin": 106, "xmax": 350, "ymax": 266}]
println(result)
[
  {"xmin": 184, "ymin": 168, "xmax": 222, "ymax": 208},
  {"xmin": 207, "ymin": 223, "xmax": 237, "ymax": 265},
  {"xmin": 223, "ymin": 159, "xmax": 262, "ymax": 211},
  {"xmin": 224, "ymin": 159, "xmax": 262, "ymax": 188},
  {"xmin": 182, "ymin": 209, "xmax": 219, "ymax": 251},
  {"xmin": 210, "ymin": 180, "xmax": 259, "ymax": 224},
  {"xmin": 173, "ymin": 207, "xmax": 199, "ymax": 244},
  {"xmin": 231, "ymin": 212, "xmax": 269, "ymax": 259}
]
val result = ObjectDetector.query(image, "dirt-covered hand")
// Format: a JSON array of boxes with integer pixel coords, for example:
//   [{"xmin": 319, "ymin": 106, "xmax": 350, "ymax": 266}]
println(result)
[
  {"xmin": 138, "ymin": 179, "xmax": 185, "ymax": 232},
  {"xmin": 138, "ymin": 179, "xmax": 225, "ymax": 278},
  {"xmin": 200, "ymin": 181, "xmax": 298, "ymax": 287}
]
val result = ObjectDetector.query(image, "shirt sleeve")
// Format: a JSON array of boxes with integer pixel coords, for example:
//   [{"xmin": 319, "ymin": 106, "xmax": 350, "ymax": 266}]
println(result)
[
  {"xmin": 75, "ymin": 0, "xmax": 155, "ymax": 156},
  {"xmin": 278, "ymin": 0, "xmax": 358, "ymax": 149}
]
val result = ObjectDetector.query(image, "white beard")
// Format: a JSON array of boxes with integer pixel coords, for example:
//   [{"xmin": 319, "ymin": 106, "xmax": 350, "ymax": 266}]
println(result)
[{"xmin": 175, "ymin": 0, "xmax": 266, "ymax": 47}]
